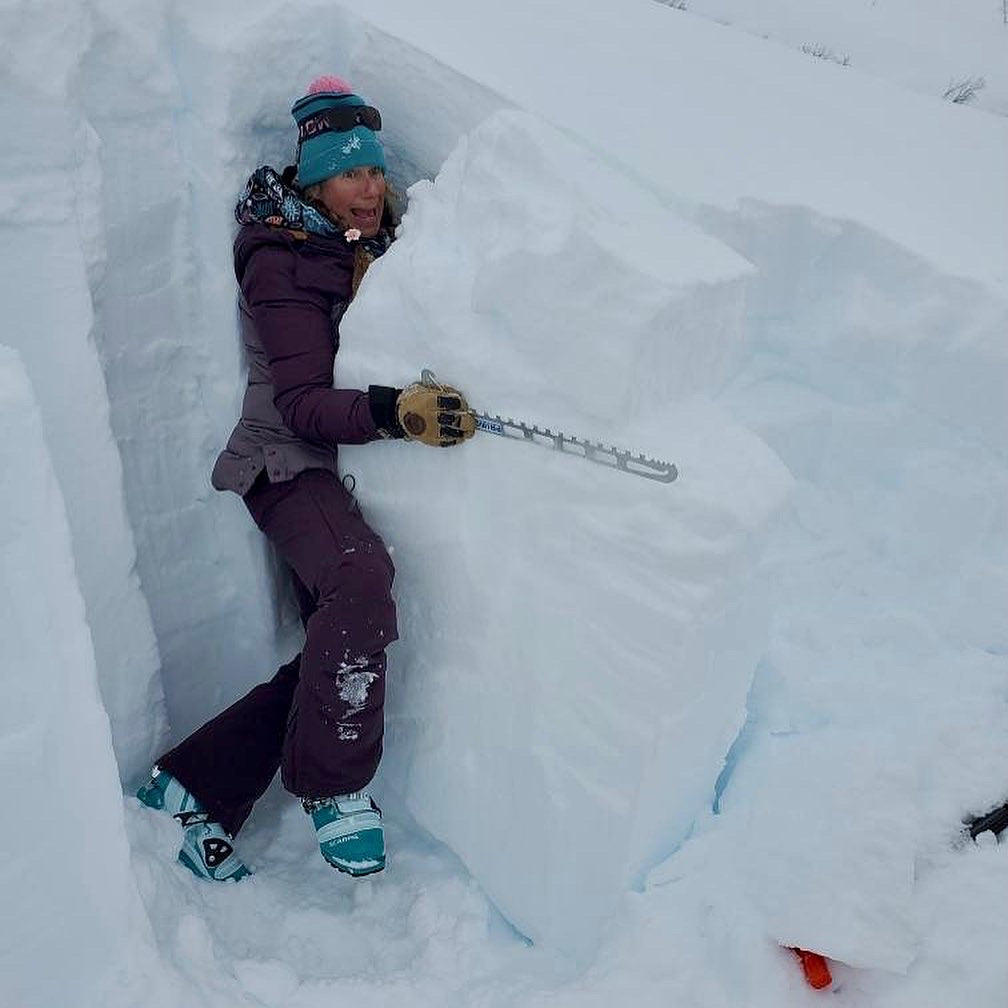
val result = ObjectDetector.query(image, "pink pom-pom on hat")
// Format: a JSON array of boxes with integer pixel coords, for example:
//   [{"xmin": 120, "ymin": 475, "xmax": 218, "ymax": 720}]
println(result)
[{"xmin": 307, "ymin": 75, "xmax": 353, "ymax": 95}]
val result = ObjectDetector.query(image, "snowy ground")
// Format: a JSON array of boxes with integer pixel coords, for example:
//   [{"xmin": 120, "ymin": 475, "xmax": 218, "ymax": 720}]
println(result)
[
  {"xmin": 661, "ymin": 0, "xmax": 1008, "ymax": 117},
  {"xmin": 3, "ymin": 0, "xmax": 1007, "ymax": 1005}
]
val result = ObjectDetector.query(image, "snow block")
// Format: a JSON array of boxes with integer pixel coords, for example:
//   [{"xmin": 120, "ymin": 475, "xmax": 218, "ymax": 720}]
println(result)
[
  {"xmin": 338, "ymin": 111, "xmax": 793, "ymax": 955},
  {"xmin": 0, "ymin": 347, "xmax": 167, "ymax": 1008}
]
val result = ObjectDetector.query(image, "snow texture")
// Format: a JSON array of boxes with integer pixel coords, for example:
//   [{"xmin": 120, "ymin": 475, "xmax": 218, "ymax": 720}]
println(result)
[
  {"xmin": 359, "ymin": 0, "xmax": 1008, "ymax": 291},
  {"xmin": 0, "ymin": 348, "xmax": 170, "ymax": 1008},
  {"xmin": 1, "ymin": 73, "xmax": 165, "ymax": 780},
  {"xmin": 673, "ymin": 0, "xmax": 1008, "ymax": 118},
  {"xmin": 2, "ymin": 0, "xmax": 1008, "ymax": 1004},
  {"xmin": 337, "ymin": 108, "xmax": 793, "ymax": 955}
]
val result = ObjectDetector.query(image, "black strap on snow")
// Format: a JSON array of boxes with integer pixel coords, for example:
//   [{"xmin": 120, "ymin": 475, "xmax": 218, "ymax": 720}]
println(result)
[{"xmin": 966, "ymin": 800, "xmax": 1008, "ymax": 840}]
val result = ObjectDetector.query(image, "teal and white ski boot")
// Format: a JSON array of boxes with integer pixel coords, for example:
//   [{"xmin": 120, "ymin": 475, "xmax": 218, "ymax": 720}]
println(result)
[
  {"xmin": 303, "ymin": 792, "xmax": 385, "ymax": 876},
  {"xmin": 136, "ymin": 767, "xmax": 252, "ymax": 883}
]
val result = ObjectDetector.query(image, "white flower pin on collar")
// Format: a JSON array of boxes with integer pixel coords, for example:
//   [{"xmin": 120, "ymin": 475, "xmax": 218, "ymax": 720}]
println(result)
[{"xmin": 344, "ymin": 228, "xmax": 362, "ymax": 242}]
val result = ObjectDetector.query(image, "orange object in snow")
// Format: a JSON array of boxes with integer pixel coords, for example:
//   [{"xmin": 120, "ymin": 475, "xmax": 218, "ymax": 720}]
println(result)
[{"xmin": 791, "ymin": 948, "xmax": 833, "ymax": 990}]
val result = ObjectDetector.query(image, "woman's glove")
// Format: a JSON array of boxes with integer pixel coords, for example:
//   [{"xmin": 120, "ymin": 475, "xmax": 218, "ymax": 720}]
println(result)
[{"xmin": 396, "ymin": 373, "xmax": 476, "ymax": 447}]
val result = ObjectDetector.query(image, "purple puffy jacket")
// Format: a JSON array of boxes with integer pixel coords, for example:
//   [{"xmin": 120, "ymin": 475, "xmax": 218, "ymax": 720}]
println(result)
[{"xmin": 211, "ymin": 224, "xmax": 396, "ymax": 495}]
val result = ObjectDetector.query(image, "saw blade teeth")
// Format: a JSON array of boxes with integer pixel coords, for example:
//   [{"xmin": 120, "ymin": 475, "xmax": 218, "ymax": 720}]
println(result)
[{"xmin": 472, "ymin": 405, "xmax": 677, "ymax": 482}]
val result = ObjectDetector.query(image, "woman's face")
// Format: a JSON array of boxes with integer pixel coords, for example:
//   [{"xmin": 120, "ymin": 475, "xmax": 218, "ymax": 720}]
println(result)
[{"xmin": 318, "ymin": 166, "xmax": 387, "ymax": 236}]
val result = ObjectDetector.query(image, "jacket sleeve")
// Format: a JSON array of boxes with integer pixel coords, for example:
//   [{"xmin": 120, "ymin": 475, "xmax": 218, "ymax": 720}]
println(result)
[{"xmin": 241, "ymin": 243, "xmax": 379, "ymax": 445}]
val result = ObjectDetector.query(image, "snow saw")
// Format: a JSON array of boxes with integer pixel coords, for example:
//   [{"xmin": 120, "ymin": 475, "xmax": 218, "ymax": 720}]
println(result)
[{"xmin": 420, "ymin": 369, "xmax": 678, "ymax": 484}]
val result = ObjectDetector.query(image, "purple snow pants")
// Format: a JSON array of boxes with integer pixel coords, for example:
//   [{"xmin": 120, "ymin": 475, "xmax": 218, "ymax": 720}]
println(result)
[{"xmin": 157, "ymin": 468, "xmax": 398, "ymax": 837}]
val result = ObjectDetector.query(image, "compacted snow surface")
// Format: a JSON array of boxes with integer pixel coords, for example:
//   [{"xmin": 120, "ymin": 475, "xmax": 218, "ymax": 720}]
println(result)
[{"xmin": 2, "ymin": 0, "xmax": 1007, "ymax": 1005}]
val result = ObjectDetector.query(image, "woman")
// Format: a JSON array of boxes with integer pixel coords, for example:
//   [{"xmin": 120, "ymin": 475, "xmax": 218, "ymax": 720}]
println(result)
[{"xmin": 137, "ymin": 77, "xmax": 475, "ymax": 882}]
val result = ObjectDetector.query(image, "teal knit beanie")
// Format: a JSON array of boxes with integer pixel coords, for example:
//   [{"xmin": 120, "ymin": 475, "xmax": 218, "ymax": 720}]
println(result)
[{"xmin": 292, "ymin": 76, "xmax": 386, "ymax": 188}]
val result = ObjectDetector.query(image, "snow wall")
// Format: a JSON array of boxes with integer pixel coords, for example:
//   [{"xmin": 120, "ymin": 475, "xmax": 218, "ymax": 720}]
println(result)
[
  {"xmin": 0, "ymin": 348, "xmax": 169, "ymax": 1008},
  {"xmin": 1, "ymin": 73, "xmax": 164, "ymax": 781},
  {"xmin": 2, "ymin": 0, "xmax": 1006, "ymax": 994}
]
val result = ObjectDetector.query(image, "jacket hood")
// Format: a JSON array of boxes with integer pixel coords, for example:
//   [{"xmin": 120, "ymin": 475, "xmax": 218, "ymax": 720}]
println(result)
[{"xmin": 236, "ymin": 165, "xmax": 347, "ymax": 239}]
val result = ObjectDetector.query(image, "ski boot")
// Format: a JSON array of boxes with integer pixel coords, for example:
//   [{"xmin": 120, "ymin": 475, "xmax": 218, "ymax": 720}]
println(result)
[
  {"xmin": 303, "ymin": 792, "xmax": 385, "ymax": 876},
  {"xmin": 136, "ymin": 767, "xmax": 252, "ymax": 883}
]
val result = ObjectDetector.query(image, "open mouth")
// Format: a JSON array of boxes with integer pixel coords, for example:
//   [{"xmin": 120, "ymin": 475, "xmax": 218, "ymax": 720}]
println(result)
[{"xmin": 350, "ymin": 207, "xmax": 379, "ymax": 227}]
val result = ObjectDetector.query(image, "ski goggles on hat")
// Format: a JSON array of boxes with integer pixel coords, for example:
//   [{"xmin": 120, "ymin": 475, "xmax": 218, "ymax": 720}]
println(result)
[{"xmin": 297, "ymin": 105, "xmax": 382, "ymax": 145}]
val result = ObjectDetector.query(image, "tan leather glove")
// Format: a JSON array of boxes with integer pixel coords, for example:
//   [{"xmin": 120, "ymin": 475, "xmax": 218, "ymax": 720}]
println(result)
[{"xmin": 396, "ymin": 372, "xmax": 476, "ymax": 447}]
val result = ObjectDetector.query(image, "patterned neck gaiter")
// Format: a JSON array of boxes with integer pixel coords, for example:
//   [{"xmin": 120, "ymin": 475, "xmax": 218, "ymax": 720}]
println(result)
[{"xmin": 235, "ymin": 165, "xmax": 395, "ymax": 261}]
